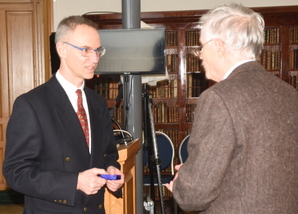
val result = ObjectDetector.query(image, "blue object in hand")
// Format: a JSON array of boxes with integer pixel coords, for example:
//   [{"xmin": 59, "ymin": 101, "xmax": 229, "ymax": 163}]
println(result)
[{"xmin": 100, "ymin": 174, "xmax": 121, "ymax": 180}]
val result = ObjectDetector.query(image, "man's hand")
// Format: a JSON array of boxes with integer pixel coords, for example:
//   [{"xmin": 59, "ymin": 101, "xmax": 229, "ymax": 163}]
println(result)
[
  {"xmin": 77, "ymin": 168, "xmax": 107, "ymax": 195},
  {"xmin": 165, "ymin": 164, "xmax": 183, "ymax": 192},
  {"xmin": 106, "ymin": 166, "xmax": 124, "ymax": 192}
]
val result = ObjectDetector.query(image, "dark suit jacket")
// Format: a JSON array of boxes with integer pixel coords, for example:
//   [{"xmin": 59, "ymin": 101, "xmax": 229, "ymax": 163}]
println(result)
[
  {"xmin": 3, "ymin": 76, "xmax": 120, "ymax": 214},
  {"xmin": 173, "ymin": 61, "xmax": 298, "ymax": 213}
]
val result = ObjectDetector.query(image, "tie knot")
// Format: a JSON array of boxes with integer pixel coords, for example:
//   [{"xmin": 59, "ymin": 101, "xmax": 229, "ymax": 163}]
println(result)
[{"xmin": 76, "ymin": 89, "xmax": 82, "ymax": 97}]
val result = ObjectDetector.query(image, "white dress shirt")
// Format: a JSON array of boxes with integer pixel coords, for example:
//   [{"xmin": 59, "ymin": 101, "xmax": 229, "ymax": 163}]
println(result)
[{"xmin": 56, "ymin": 71, "xmax": 92, "ymax": 153}]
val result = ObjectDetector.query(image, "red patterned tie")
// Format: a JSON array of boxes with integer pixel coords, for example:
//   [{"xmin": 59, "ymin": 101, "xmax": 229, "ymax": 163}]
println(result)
[{"xmin": 76, "ymin": 89, "xmax": 89, "ymax": 147}]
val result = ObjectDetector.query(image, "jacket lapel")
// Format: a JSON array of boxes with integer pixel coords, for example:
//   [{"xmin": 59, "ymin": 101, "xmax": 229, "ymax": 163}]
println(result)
[
  {"xmin": 85, "ymin": 88, "xmax": 106, "ymax": 168},
  {"xmin": 48, "ymin": 77, "xmax": 90, "ymax": 167}
]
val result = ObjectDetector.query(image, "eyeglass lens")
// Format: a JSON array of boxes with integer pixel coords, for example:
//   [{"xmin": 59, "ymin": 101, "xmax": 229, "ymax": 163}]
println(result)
[{"xmin": 81, "ymin": 48, "xmax": 105, "ymax": 57}]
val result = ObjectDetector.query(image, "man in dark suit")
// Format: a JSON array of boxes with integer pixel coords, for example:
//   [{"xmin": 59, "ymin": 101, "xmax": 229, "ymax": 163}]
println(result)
[
  {"xmin": 166, "ymin": 3, "xmax": 298, "ymax": 214},
  {"xmin": 3, "ymin": 16, "xmax": 124, "ymax": 214}
]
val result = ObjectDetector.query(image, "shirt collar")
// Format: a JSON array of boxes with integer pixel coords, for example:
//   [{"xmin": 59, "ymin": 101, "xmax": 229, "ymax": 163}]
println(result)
[
  {"xmin": 223, "ymin": 59, "xmax": 255, "ymax": 80},
  {"xmin": 55, "ymin": 70, "xmax": 85, "ymax": 93}
]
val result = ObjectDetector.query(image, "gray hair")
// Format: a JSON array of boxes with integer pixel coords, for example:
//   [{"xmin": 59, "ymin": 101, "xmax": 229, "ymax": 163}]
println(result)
[
  {"xmin": 200, "ymin": 3, "xmax": 264, "ymax": 60},
  {"xmin": 55, "ymin": 15, "xmax": 98, "ymax": 44}
]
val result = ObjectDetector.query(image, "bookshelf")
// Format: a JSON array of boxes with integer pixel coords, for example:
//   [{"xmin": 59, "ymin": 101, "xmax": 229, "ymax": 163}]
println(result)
[
  {"xmin": 256, "ymin": 6, "xmax": 298, "ymax": 89},
  {"xmin": 84, "ymin": 5, "xmax": 298, "ymax": 172},
  {"xmin": 260, "ymin": 27, "xmax": 281, "ymax": 74},
  {"xmin": 290, "ymin": 26, "xmax": 298, "ymax": 88}
]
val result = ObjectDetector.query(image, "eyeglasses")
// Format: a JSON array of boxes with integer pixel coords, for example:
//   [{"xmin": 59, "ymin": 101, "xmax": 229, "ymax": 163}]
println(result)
[
  {"xmin": 63, "ymin": 42, "xmax": 106, "ymax": 57},
  {"xmin": 192, "ymin": 39, "xmax": 214, "ymax": 57}
]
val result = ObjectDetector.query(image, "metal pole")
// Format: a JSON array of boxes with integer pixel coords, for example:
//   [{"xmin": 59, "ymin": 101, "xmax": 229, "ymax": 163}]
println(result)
[
  {"xmin": 122, "ymin": 0, "xmax": 143, "ymax": 214},
  {"xmin": 142, "ymin": 85, "xmax": 156, "ymax": 213}
]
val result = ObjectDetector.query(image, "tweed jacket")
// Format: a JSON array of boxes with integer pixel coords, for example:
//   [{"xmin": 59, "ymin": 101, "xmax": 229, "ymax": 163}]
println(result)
[
  {"xmin": 3, "ymin": 76, "xmax": 120, "ymax": 214},
  {"xmin": 173, "ymin": 61, "xmax": 298, "ymax": 214}
]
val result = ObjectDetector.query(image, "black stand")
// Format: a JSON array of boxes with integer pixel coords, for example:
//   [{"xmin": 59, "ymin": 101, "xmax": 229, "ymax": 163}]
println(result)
[{"xmin": 142, "ymin": 84, "xmax": 166, "ymax": 214}]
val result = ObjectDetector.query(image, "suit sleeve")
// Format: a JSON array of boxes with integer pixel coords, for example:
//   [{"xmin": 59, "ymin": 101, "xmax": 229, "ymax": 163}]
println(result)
[
  {"xmin": 101, "ymin": 99, "xmax": 120, "ymax": 170},
  {"xmin": 172, "ymin": 90, "xmax": 236, "ymax": 211},
  {"xmin": 3, "ymin": 95, "xmax": 78, "ymax": 206}
]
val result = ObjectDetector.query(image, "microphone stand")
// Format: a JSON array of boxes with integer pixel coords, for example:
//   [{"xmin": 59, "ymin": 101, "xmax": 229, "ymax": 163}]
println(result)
[{"xmin": 142, "ymin": 83, "xmax": 166, "ymax": 214}]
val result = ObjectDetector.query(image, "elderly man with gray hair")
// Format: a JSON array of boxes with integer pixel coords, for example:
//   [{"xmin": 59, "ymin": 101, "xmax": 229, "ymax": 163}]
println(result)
[{"xmin": 166, "ymin": 3, "xmax": 298, "ymax": 214}]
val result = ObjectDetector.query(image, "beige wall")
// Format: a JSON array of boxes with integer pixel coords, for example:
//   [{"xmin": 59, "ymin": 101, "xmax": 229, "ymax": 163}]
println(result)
[{"xmin": 53, "ymin": 0, "xmax": 298, "ymax": 30}]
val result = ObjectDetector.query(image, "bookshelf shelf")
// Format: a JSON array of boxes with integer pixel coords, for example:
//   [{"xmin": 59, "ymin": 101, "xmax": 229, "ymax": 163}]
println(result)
[
  {"xmin": 84, "ymin": 5, "xmax": 298, "ymax": 166},
  {"xmin": 289, "ymin": 26, "xmax": 298, "ymax": 89}
]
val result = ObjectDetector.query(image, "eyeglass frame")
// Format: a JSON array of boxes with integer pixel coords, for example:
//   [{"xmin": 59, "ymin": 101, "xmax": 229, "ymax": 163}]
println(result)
[
  {"xmin": 63, "ymin": 42, "xmax": 106, "ymax": 57},
  {"xmin": 192, "ymin": 39, "xmax": 214, "ymax": 57}
]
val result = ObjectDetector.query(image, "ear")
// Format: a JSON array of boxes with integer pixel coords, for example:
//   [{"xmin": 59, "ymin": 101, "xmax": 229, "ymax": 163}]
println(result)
[
  {"xmin": 214, "ymin": 39, "xmax": 225, "ymax": 58},
  {"xmin": 56, "ymin": 42, "xmax": 66, "ymax": 59}
]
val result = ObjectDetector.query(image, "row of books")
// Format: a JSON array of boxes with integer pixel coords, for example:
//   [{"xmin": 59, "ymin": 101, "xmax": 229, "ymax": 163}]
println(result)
[
  {"xmin": 147, "ymin": 80, "xmax": 178, "ymax": 98},
  {"xmin": 166, "ymin": 54, "xmax": 178, "ymax": 73},
  {"xmin": 186, "ymin": 103, "xmax": 197, "ymax": 122},
  {"xmin": 147, "ymin": 75, "xmax": 205, "ymax": 99},
  {"xmin": 187, "ymin": 53, "xmax": 203, "ymax": 72},
  {"xmin": 187, "ymin": 74, "xmax": 203, "ymax": 97},
  {"xmin": 166, "ymin": 27, "xmax": 282, "ymax": 47},
  {"xmin": 152, "ymin": 102, "xmax": 178, "ymax": 124},
  {"xmin": 107, "ymin": 97, "xmax": 198, "ymax": 127},
  {"xmin": 260, "ymin": 50, "xmax": 281, "ymax": 71},
  {"xmin": 109, "ymin": 103, "xmax": 192, "ymax": 138},
  {"xmin": 290, "ymin": 49, "xmax": 298, "ymax": 70},
  {"xmin": 94, "ymin": 77, "xmax": 120, "ymax": 99},
  {"xmin": 153, "ymin": 102, "xmax": 198, "ymax": 123},
  {"xmin": 168, "ymin": 52, "xmax": 203, "ymax": 74},
  {"xmin": 290, "ymin": 75, "xmax": 298, "ymax": 91},
  {"xmin": 111, "ymin": 102, "xmax": 197, "ymax": 133},
  {"xmin": 186, "ymin": 30, "xmax": 200, "ymax": 46},
  {"xmin": 166, "ymin": 31, "xmax": 178, "ymax": 47},
  {"xmin": 264, "ymin": 28, "xmax": 280, "ymax": 44},
  {"xmin": 291, "ymin": 26, "xmax": 298, "ymax": 44}
]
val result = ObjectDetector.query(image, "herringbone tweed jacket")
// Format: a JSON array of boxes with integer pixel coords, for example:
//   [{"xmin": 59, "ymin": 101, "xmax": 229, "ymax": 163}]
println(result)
[{"xmin": 173, "ymin": 61, "xmax": 298, "ymax": 214}]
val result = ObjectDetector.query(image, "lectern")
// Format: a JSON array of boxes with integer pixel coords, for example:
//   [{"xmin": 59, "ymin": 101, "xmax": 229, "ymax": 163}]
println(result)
[{"xmin": 104, "ymin": 139, "xmax": 141, "ymax": 214}]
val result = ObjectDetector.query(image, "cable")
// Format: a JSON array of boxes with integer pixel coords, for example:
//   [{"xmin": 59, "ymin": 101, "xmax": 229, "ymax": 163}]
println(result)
[
  {"xmin": 113, "ymin": 129, "xmax": 133, "ymax": 145},
  {"xmin": 113, "ymin": 129, "xmax": 133, "ymax": 138}
]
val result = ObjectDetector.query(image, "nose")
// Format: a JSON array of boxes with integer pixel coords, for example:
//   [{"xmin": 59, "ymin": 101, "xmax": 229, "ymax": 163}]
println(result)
[
  {"xmin": 199, "ymin": 51, "xmax": 203, "ymax": 60},
  {"xmin": 89, "ymin": 51, "xmax": 100, "ymax": 63}
]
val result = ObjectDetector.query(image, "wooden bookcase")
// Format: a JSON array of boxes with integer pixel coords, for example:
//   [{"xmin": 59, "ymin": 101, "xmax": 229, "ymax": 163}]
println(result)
[
  {"xmin": 256, "ymin": 6, "xmax": 298, "ymax": 86},
  {"xmin": 84, "ymin": 6, "xmax": 298, "ymax": 169}
]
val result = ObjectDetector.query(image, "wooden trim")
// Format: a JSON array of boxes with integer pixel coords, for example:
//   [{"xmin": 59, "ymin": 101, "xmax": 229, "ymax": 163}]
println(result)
[
  {"xmin": 42, "ymin": 0, "xmax": 54, "ymax": 81},
  {"xmin": 85, "ymin": 6, "xmax": 298, "ymax": 25},
  {"xmin": 0, "ymin": 0, "xmax": 31, "ymax": 2}
]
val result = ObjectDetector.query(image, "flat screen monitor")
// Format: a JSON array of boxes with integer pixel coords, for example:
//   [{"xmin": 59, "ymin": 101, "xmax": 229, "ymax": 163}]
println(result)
[{"xmin": 95, "ymin": 28, "xmax": 166, "ymax": 75}]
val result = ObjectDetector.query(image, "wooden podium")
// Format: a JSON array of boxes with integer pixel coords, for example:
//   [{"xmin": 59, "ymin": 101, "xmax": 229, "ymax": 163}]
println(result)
[{"xmin": 104, "ymin": 139, "xmax": 141, "ymax": 214}]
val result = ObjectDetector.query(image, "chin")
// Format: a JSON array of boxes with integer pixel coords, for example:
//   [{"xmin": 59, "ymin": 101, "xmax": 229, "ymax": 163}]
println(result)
[
  {"xmin": 85, "ymin": 72, "xmax": 95, "ymax": 80},
  {"xmin": 205, "ymin": 73, "xmax": 211, "ymax": 80}
]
